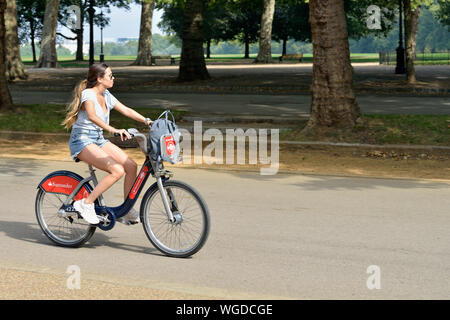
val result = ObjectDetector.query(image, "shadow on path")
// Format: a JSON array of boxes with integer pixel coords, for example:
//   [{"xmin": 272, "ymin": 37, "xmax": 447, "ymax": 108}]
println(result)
[
  {"xmin": 0, "ymin": 219, "xmax": 161, "ymax": 256},
  {"xmin": 218, "ymin": 170, "xmax": 450, "ymax": 191}
]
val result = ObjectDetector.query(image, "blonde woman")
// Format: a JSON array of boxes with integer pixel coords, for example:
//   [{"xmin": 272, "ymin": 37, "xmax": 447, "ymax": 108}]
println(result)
[{"xmin": 62, "ymin": 63, "xmax": 152, "ymax": 225}]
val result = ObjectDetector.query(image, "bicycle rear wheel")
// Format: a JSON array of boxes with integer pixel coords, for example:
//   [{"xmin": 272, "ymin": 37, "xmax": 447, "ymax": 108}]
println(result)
[
  {"xmin": 35, "ymin": 188, "xmax": 96, "ymax": 247},
  {"xmin": 140, "ymin": 180, "xmax": 210, "ymax": 258}
]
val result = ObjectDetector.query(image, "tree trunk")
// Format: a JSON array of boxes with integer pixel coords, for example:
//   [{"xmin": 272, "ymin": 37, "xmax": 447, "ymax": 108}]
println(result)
[
  {"xmin": 403, "ymin": 0, "xmax": 420, "ymax": 84},
  {"xmin": 206, "ymin": 38, "xmax": 211, "ymax": 59},
  {"xmin": 255, "ymin": 0, "xmax": 275, "ymax": 63},
  {"xmin": 5, "ymin": 0, "xmax": 27, "ymax": 80},
  {"xmin": 30, "ymin": 19, "xmax": 37, "ymax": 63},
  {"xmin": 133, "ymin": 0, "xmax": 155, "ymax": 66},
  {"xmin": 178, "ymin": 0, "xmax": 210, "ymax": 81},
  {"xmin": 76, "ymin": 1, "xmax": 84, "ymax": 61},
  {"xmin": 76, "ymin": 27, "xmax": 83, "ymax": 61},
  {"xmin": 88, "ymin": 0, "xmax": 94, "ymax": 66},
  {"xmin": 36, "ymin": 0, "xmax": 60, "ymax": 68},
  {"xmin": 0, "ymin": 0, "xmax": 13, "ymax": 110},
  {"xmin": 282, "ymin": 38, "xmax": 287, "ymax": 56},
  {"xmin": 244, "ymin": 31, "xmax": 249, "ymax": 58},
  {"xmin": 305, "ymin": 0, "xmax": 361, "ymax": 130}
]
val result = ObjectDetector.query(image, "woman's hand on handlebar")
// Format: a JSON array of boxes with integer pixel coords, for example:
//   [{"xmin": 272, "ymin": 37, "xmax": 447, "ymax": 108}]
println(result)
[
  {"xmin": 144, "ymin": 117, "xmax": 153, "ymax": 127},
  {"xmin": 114, "ymin": 129, "xmax": 132, "ymax": 141}
]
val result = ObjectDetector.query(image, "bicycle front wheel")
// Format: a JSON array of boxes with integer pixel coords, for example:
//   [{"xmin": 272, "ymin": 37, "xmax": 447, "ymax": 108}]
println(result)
[
  {"xmin": 140, "ymin": 180, "xmax": 210, "ymax": 258},
  {"xmin": 35, "ymin": 188, "xmax": 96, "ymax": 248}
]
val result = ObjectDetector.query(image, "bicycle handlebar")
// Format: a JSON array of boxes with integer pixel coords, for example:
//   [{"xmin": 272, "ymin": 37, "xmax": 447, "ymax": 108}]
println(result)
[{"xmin": 114, "ymin": 131, "xmax": 134, "ymax": 138}]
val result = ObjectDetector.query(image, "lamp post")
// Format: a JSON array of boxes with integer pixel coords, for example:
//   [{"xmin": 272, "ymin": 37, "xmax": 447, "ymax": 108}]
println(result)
[
  {"xmin": 395, "ymin": 0, "xmax": 406, "ymax": 74},
  {"xmin": 88, "ymin": 0, "xmax": 95, "ymax": 66},
  {"xmin": 100, "ymin": 11, "xmax": 104, "ymax": 63}
]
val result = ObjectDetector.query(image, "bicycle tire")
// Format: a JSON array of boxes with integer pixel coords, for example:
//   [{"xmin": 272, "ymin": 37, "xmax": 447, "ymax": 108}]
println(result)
[
  {"xmin": 35, "ymin": 188, "xmax": 96, "ymax": 248},
  {"xmin": 140, "ymin": 180, "xmax": 210, "ymax": 258}
]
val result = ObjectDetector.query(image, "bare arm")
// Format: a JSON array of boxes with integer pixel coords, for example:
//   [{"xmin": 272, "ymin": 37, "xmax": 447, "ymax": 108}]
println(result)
[{"xmin": 113, "ymin": 100, "xmax": 152, "ymax": 125}]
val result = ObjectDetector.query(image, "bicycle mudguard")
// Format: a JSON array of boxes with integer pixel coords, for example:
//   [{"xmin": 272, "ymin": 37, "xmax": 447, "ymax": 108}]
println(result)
[{"xmin": 37, "ymin": 171, "xmax": 92, "ymax": 201}]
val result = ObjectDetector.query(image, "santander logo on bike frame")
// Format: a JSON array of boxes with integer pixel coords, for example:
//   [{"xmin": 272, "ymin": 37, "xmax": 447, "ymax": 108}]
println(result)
[
  {"xmin": 129, "ymin": 166, "xmax": 149, "ymax": 200},
  {"xmin": 43, "ymin": 176, "xmax": 89, "ymax": 201}
]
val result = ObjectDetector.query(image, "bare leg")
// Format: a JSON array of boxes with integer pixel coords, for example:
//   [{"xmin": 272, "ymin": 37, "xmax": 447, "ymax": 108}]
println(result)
[
  {"xmin": 77, "ymin": 144, "xmax": 125, "ymax": 205},
  {"xmin": 100, "ymin": 141, "xmax": 138, "ymax": 200}
]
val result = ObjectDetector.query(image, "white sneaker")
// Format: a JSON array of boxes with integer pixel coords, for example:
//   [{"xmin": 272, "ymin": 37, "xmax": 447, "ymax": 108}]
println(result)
[
  {"xmin": 73, "ymin": 199, "xmax": 100, "ymax": 224},
  {"xmin": 118, "ymin": 208, "xmax": 140, "ymax": 225}
]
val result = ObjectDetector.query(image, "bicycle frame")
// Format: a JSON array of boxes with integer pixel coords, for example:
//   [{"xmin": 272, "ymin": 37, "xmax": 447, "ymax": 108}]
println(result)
[
  {"xmin": 65, "ymin": 158, "xmax": 151, "ymax": 216},
  {"xmin": 38, "ymin": 129, "xmax": 177, "ymax": 229},
  {"xmin": 64, "ymin": 156, "xmax": 176, "ymax": 228}
]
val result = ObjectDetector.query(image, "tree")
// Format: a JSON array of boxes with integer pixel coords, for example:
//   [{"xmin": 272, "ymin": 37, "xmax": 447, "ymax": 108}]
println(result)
[
  {"xmin": 305, "ymin": 0, "xmax": 361, "ymax": 130},
  {"xmin": 403, "ymin": 0, "xmax": 421, "ymax": 83},
  {"xmin": 255, "ymin": 0, "xmax": 276, "ymax": 63},
  {"xmin": 58, "ymin": 0, "xmax": 85, "ymax": 61},
  {"xmin": 401, "ymin": 0, "xmax": 437, "ymax": 83},
  {"xmin": 133, "ymin": 0, "xmax": 155, "ymax": 65},
  {"xmin": 5, "ymin": 0, "xmax": 27, "ymax": 80},
  {"xmin": 418, "ymin": 5, "xmax": 450, "ymax": 51},
  {"xmin": 345, "ymin": 0, "xmax": 397, "ymax": 39},
  {"xmin": 436, "ymin": 0, "xmax": 450, "ymax": 27},
  {"xmin": 203, "ymin": 0, "xmax": 235, "ymax": 58},
  {"xmin": 272, "ymin": 0, "xmax": 310, "ymax": 55},
  {"xmin": 159, "ymin": 0, "xmax": 264, "ymax": 59},
  {"xmin": 36, "ymin": 0, "xmax": 60, "ymax": 68},
  {"xmin": 158, "ymin": 0, "xmax": 236, "ymax": 58},
  {"xmin": 272, "ymin": 0, "xmax": 396, "ymax": 57},
  {"xmin": 58, "ymin": 0, "xmax": 130, "ymax": 61},
  {"xmin": 229, "ymin": 0, "xmax": 262, "ymax": 58},
  {"xmin": 178, "ymin": 0, "xmax": 210, "ymax": 81},
  {"xmin": 0, "ymin": 0, "xmax": 13, "ymax": 110},
  {"xmin": 17, "ymin": 0, "xmax": 46, "ymax": 63}
]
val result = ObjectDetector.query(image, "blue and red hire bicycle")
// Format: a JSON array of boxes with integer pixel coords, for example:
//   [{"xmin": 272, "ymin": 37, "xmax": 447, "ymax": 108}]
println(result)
[{"xmin": 35, "ymin": 128, "xmax": 210, "ymax": 258}]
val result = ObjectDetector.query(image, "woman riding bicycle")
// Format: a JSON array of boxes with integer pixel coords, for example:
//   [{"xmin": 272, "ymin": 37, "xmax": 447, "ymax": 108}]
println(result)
[{"xmin": 62, "ymin": 63, "xmax": 152, "ymax": 225}]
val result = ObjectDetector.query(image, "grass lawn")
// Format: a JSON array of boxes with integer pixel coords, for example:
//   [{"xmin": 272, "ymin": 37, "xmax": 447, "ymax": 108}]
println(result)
[
  {"xmin": 21, "ymin": 53, "xmax": 382, "ymax": 65},
  {"xmin": 0, "ymin": 104, "xmax": 187, "ymax": 133},
  {"xmin": 1, "ymin": 104, "xmax": 448, "ymax": 146},
  {"xmin": 280, "ymin": 114, "xmax": 450, "ymax": 146},
  {"xmin": 22, "ymin": 56, "xmax": 138, "ymax": 68},
  {"xmin": 21, "ymin": 53, "xmax": 448, "ymax": 66}
]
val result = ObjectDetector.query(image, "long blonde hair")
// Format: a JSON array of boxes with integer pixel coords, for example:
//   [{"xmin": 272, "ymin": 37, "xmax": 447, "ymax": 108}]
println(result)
[{"xmin": 62, "ymin": 63, "xmax": 109, "ymax": 129}]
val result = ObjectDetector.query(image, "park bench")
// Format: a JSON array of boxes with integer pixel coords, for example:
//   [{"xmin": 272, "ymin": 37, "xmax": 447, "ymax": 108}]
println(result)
[
  {"xmin": 151, "ymin": 55, "xmax": 176, "ymax": 65},
  {"xmin": 279, "ymin": 53, "xmax": 303, "ymax": 62}
]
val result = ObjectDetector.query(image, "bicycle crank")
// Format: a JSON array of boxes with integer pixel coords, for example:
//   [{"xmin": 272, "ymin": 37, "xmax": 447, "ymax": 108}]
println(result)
[{"xmin": 96, "ymin": 208, "xmax": 116, "ymax": 231}]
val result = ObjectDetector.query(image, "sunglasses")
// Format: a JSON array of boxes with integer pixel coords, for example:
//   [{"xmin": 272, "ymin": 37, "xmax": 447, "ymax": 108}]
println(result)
[{"xmin": 106, "ymin": 73, "xmax": 114, "ymax": 80}]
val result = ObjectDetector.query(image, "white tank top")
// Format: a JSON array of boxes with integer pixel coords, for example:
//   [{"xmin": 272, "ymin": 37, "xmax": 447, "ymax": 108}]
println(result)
[{"xmin": 72, "ymin": 89, "xmax": 118, "ymax": 131}]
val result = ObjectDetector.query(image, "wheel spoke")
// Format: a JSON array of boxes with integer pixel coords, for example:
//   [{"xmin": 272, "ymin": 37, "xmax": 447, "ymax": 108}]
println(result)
[
  {"xmin": 142, "ymin": 182, "xmax": 209, "ymax": 257},
  {"xmin": 36, "ymin": 190, "xmax": 93, "ymax": 246}
]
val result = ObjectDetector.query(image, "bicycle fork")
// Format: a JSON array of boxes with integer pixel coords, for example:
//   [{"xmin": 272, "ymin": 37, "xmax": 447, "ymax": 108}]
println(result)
[{"xmin": 156, "ymin": 176, "xmax": 176, "ymax": 223}]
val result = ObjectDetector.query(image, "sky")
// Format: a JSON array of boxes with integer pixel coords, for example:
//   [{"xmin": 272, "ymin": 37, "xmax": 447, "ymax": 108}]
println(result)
[{"xmin": 60, "ymin": 3, "xmax": 164, "ymax": 42}]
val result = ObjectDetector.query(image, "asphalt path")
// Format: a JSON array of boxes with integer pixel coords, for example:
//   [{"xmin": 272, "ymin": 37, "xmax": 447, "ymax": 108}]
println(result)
[
  {"xmin": 0, "ymin": 157, "xmax": 449, "ymax": 299},
  {"xmin": 10, "ymin": 90, "xmax": 450, "ymax": 119}
]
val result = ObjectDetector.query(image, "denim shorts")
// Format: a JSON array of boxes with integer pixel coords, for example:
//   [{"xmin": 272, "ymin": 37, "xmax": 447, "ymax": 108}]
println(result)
[{"xmin": 69, "ymin": 128, "xmax": 110, "ymax": 161}]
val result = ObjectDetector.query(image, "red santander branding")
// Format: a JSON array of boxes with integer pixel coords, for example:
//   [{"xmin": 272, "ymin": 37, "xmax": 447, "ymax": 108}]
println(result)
[
  {"xmin": 129, "ymin": 166, "xmax": 149, "ymax": 199},
  {"xmin": 42, "ymin": 176, "xmax": 89, "ymax": 201},
  {"xmin": 165, "ymin": 136, "xmax": 176, "ymax": 156}
]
